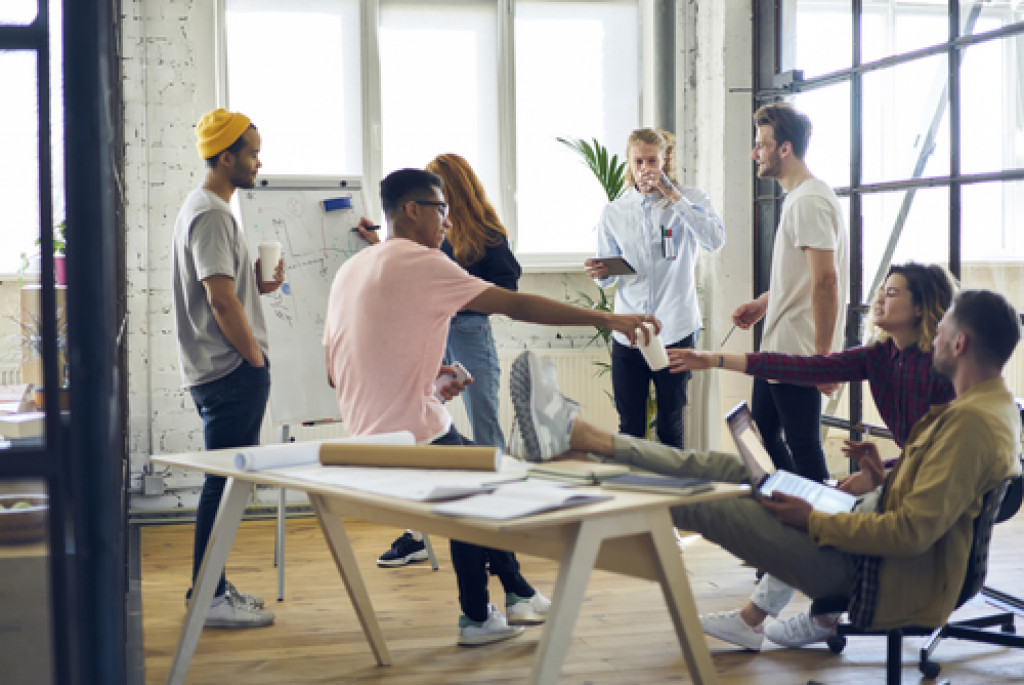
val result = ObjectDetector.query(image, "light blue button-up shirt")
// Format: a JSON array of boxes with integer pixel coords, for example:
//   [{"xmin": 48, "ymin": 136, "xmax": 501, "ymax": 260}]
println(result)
[{"xmin": 594, "ymin": 185, "xmax": 725, "ymax": 347}]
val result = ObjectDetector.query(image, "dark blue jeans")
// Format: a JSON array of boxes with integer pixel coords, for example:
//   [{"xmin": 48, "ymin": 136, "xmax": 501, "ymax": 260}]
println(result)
[
  {"xmin": 189, "ymin": 359, "xmax": 271, "ymax": 597},
  {"xmin": 750, "ymin": 377, "xmax": 828, "ymax": 482},
  {"xmin": 611, "ymin": 333, "xmax": 695, "ymax": 448},
  {"xmin": 434, "ymin": 425, "xmax": 532, "ymax": 621}
]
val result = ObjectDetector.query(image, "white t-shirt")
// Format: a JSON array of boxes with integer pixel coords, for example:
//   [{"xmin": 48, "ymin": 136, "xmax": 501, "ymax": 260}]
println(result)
[
  {"xmin": 761, "ymin": 178, "xmax": 848, "ymax": 356},
  {"xmin": 322, "ymin": 238, "xmax": 490, "ymax": 443}
]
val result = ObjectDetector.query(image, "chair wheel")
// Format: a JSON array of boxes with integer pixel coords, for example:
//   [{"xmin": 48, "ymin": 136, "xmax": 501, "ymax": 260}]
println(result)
[
  {"xmin": 826, "ymin": 635, "xmax": 846, "ymax": 653},
  {"xmin": 920, "ymin": 659, "xmax": 941, "ymax": 679}
]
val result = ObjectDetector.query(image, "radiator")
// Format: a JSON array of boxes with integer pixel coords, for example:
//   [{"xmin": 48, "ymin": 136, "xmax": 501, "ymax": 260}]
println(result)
[
  {"xmin": 280, "ymin": 348, "xmax": 616, "ymax": 447},
  {"xmin": 0, "ymin": 365, "xmax": 22, "ymax": 386}
]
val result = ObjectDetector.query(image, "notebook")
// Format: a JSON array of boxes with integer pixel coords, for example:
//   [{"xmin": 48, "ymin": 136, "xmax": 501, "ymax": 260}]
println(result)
[
  {"xmin": 528, "ymin": 460, "xmax": 630, "ymax": 485},
  {"xmin": 600, "ymin": 473, "xmax": 714, "ymax": 496},
  {"xmin": 726, "ymin": 401, "xmax": 857, "ymax": 514}
]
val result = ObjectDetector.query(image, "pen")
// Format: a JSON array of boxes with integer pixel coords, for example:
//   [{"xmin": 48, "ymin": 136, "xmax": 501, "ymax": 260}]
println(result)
[
  {"xmin": 351, "ymin": 225, "xmax": 380, "ymax": 232},
  {"xmin": 721, "ymin": 323, "xmax": 737, "ymax": 347}
]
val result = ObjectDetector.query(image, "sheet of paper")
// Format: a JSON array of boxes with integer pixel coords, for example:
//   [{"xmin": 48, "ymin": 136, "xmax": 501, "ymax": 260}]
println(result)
[
  {"xmin": 432, "ymin": 481, "xmax": 611, "ymax": 519},
  {"xmin": 270, "ymin": 456, "xmax": 530, "ymax": 502}
]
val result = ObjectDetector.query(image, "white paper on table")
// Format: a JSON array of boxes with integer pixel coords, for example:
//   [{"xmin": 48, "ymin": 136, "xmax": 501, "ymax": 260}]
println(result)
[
  {"xmin": 432, "ymin": 480, "xmax": 612, "ymax": 519},
  {"xmin": 272, "ymin": 455, "xmax": 530, "ymax": 501},
  {"xmin": 233, "ymin": 431, "xmax": 416, "ymax": 471}
]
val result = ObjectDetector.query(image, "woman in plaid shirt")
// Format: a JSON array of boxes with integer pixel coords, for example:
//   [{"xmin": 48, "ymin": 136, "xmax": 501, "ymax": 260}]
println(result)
[{"xmin": 669, "ymin": 261, "xmax": 959, "ymax": 650}]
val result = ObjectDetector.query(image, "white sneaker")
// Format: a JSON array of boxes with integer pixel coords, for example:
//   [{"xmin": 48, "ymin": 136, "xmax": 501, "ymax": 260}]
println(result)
[
  {"xmin": 225, "ymin": 580, "xmax": 264, "ymax": 609},
  {"xmin": 204, "ymin": 592, "xmax": 275, "ymax": 629},
  {"xmin": 699, "ymin": 610, "xmax": 764, "ymax": 651},
  {"xmin": 509, "ymin": 351, "xmax": 579, "ymax": 462},
  {"xmin": 457, "ymin": 604, "xmax": 525, "ymax": 646},
  {"xmin": 763, "ymin": 609, "xmax": 840, "ymax": 648},
  {"xmin": 506, "ymin": 591, "xmax": 551, "ymax": 625}
]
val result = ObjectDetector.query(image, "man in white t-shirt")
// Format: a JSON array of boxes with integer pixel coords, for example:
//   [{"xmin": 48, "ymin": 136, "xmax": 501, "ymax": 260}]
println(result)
[
  {"xmin": 322, "ymin": 168, "xmax": 656, "ymax": 646},
  {"xmin": 731, "ymin": 102, "xmax": 848, "ymax": 483}
]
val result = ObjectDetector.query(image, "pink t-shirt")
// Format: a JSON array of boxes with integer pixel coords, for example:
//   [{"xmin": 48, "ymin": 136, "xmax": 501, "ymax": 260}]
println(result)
[{"xmin": 322, "ymin": 238, "xmax": 491, "ymax": 442}]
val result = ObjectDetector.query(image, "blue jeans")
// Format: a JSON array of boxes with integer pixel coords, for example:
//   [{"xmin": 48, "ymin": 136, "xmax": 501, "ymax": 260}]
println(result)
[
  {"xmin": 188, "ymin": 359, "xmax": 271, "ymax": 597},
  {"xmin": 611, "ymin": 333, "xmax": 695, "ymax": 448},
  {"xmin": 750, "ymin": 378, "xmax": 828, "ymax": 482},
  {"xmin": 444, "ymin": 312, "xmax": 505, "ymax": 449},
  {"xmin": 434, "ymin": 426, "xmax": 532, "ymax": 621}
]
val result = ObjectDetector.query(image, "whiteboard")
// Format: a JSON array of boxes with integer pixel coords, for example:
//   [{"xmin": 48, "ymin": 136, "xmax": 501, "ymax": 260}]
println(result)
[{"xmin": 237, "ymin": 175, "xmax": 372, "ymax": 425}]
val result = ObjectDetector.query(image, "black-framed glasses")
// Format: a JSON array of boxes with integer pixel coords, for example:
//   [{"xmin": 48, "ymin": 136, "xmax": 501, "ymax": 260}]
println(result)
[{"xmin": 411, "ymin": 199, "xmax": 449, "ymax": 220}]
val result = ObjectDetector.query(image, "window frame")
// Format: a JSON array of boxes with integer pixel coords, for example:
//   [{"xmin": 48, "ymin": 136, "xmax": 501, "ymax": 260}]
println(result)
[
  {"xmin": 753, "ymin": 0, "xmax": 1024, "ymax": 434},
  {"xmin": 215, "ymin": 0, "xmax": 648, "ymax": 272}
]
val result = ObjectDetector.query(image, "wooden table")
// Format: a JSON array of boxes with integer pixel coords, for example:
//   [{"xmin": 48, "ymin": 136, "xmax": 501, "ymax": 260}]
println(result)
[{"xmin": 151, "ymin": 449, "xmax": 746, "ymax": 685}]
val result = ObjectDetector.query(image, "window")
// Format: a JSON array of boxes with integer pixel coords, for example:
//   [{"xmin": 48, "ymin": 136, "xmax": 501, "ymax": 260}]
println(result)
[
  {"xmin": 223, "ymin": 0, "xmax": 363, "ymax": 176},
  {"xmin": 756, "ymin": 0, "xmax": 1024, "ymax": 406},
  {"xmin": 0, "ymin": 0, "xmax": 63, "ymax": 276},
  {"xmin": 222, "ymin": 0, "xmax": 641, "ymax": 266}
]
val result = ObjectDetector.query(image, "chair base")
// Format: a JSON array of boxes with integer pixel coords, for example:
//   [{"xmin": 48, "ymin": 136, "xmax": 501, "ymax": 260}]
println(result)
[{"xmin": 827, "ymin": 610, "xmax": 1024, "ymax": 684}]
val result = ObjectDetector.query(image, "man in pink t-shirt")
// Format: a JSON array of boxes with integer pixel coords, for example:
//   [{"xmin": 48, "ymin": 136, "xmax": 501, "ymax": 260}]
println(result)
[{"xmin": 323, "ymin": 168, "xmax": 656, "ymax": 646}]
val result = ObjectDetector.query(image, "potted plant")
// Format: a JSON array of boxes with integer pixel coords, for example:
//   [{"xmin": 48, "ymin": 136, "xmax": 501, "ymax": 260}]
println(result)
[
  {"xmin": 11, "ymin": 307, "xmax": 69, "ymax": 410},
  {"xmin": 34, "ymin": 220, "xmax": 67, "ymax": 286}
]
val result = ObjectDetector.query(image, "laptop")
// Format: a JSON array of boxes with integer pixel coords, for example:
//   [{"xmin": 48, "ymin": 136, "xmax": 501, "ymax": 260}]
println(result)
[{"xmin": 726, "ymin": 401, "xmax": 857, "ymax": 515}]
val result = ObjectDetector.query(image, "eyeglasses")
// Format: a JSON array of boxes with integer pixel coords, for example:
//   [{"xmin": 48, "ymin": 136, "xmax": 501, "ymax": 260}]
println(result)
[{"xmin": 411, "ymin": 199, "xmax": 449, "ymax": 220}]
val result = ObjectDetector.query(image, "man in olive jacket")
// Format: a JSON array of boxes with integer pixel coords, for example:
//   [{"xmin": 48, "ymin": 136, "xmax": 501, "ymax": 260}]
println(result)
[{"xmin": 510, "ymin": 288, "xmax": 1022, "ymax": 647}]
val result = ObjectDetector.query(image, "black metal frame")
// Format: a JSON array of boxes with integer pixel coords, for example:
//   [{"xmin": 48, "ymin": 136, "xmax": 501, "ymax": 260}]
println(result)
[
  {"xmin": 752, "ymin": 0, "xmax": 1024, "ymax": 447},
  {"xmin": 0, "ymin": 1, "xmax": 126, "ymax": 682}
]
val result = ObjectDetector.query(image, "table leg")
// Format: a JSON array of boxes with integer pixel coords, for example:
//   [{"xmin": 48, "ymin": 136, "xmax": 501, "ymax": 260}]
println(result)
[
  {"xmin": 166, "ymin": 478, "xmax": 250, "ymax": 685},
  {"xmin": 310, "ymin": 495, "xmax": 392, "ymax": 667},
  {"xmin": 529, "ymin": 517, "xmax": 604, "ymax": 685},
  {"xmin": 648, "ymin": 510, "xmax": 718, "ymax": 684}
]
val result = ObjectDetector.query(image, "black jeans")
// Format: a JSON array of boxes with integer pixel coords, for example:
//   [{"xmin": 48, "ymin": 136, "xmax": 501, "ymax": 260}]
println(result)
[
  {"xmin": 434, "ymin": 425, "xmax": 532, "ymax": 621},
  {"xmin": 750, "ymin": 377, "xmax": 828, "ymax": 482},
  {"xmin": 611, "ymin": 333, "xmax": 695, "ymax": 448},
  {"xmin": 188, "ymin": 359, "xmax": 271, "ymax": 597}
]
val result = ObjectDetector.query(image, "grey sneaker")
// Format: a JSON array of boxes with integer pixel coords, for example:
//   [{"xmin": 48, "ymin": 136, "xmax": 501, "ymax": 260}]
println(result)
[
  {"xmin": 457, "ymin": 604, "xmax": 525, "ymax": 646},
  {"xmin": 204, "ymin": 592, "xmax": 275, "ymax": 629},
  {"xmin": 509, "ymin": 351, "xmax": 578, "ymax": 462},
  {"xmin": 225, "ymin": 580, "xmax": 264, "ymax": 609}
]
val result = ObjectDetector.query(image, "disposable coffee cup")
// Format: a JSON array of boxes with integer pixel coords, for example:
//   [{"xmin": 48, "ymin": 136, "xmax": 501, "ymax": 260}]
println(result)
[
  {"xmin": 636, "ymin": 322, "xmax": 669, "ymax": 371},
  {"xmin": 258, "ymin": 240, "xmax": 281, "ymax": 281}
]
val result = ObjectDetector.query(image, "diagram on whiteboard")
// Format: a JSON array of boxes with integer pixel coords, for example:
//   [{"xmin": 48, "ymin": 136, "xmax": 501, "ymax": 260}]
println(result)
[{"xmin": 237, "ymin": 177, "xmax": 373, "ymax": 425}]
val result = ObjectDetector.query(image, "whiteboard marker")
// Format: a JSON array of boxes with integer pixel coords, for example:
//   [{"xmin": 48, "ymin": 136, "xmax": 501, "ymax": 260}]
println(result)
[{"xmin": 350, "ymin": 225, "xmax": 380, "ymax": 232}]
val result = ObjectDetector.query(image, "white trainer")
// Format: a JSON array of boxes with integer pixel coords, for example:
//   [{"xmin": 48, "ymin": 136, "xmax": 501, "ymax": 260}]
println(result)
[
  {"xmin": 506, "ymin": 591, "xmax": 551, "ymax": 625},
  {"xmin": 457, "ymin": 604, "xmax": 525, "ymax": 646},
  {"xmin": 204, "ymin": 592, "xmax": 275, "ymax": 629},
  {"xmin": 509, "ymin": 351, "xmax": 579, "ymax": 462},
  {"xmin": 699, "ymin": 609, "xmax": 764, "ymax": 651},
  {"xmin": 763, "ymin": 608, "xmax": 840, "ymax": 648}
]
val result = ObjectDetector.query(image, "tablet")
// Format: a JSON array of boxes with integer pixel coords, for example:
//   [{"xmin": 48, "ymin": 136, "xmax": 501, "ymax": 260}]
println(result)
[{"xmin": 591, "ymin": 256, "xmax": 635, "ymax": 276}]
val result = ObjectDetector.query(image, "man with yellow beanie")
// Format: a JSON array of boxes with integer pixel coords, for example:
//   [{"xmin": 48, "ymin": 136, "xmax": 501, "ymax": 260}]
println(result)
[{"xmin": 172, "ymin": 108, "xmax": 283, "ymax": 628}]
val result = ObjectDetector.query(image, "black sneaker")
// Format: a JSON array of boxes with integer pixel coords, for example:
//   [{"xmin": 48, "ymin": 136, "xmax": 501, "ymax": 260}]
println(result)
[{"xmin": 377, "ymin": 531, "xmax": 429, "ymax": 567}]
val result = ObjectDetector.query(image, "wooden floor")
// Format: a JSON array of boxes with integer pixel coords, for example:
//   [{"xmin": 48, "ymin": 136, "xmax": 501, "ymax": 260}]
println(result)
[{"xmin": 142, "ymin": 512, "xmax": 1024, "ymax": 684}]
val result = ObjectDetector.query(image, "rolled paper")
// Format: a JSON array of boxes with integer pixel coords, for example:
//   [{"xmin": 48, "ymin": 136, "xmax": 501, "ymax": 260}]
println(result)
[
  {"xmin": 319, "ymin": 443, "xmax": 500, "ymax": 471},
  {"xmin": 235, "ymin": 431, "xmax": 415, "ymax": 471}
]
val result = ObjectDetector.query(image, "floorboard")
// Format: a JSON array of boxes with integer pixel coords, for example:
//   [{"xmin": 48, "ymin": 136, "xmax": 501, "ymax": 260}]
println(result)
[{"xmin": 142, "ymin": 508, "xmax": 1024, "ymax": 683}]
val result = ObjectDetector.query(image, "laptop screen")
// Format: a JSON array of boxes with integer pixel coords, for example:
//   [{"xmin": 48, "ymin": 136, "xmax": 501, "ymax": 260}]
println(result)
[{"xmin": 726, "ymin": 401, "xmax": 775, "ymax": 485}]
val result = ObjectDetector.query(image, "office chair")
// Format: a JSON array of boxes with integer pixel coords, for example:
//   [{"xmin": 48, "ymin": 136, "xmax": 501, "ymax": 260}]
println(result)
[{"xmin": 811, "ymin": 477, "xmax": 1021, "ymax": 684}]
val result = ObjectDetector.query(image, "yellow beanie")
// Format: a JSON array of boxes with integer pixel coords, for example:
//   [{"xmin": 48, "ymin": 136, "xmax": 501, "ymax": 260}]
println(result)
[{"xmin": 196, "ymin": 108, "xmax": 252, "ymax": 159}]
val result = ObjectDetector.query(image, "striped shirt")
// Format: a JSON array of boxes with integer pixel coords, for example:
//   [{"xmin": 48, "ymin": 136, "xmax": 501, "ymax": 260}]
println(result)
[{"xmin": 746, "ymin": 339, "xmax": 955, "ymax": 447}]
